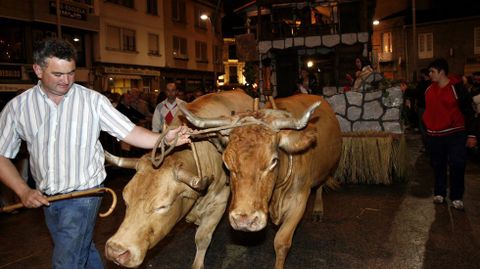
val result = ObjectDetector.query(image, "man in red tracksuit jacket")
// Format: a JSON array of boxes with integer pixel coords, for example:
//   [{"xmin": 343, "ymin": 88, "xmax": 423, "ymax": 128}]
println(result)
[{"xmin": 422, "ymin": 58, "xmax": 477, "ymax": 210}]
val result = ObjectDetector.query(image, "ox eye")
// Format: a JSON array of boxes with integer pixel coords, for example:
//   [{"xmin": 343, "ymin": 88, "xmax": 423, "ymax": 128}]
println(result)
[
  {"xmin": 267, "ymin": 158, "xmax": 279, "ymax": 171},
  {"xmin": 154, "ymin": 205, "xmax": 169, "ymax": 213}
]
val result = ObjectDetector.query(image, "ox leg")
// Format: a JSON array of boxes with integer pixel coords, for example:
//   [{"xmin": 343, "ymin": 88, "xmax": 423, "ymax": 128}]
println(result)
[
  {"xmin": 191, "ymin": 188, "xmax": 229, "ymax": 269},
  {"xmin": 273, "ymin": 194, "xmax": 309, "ymax": 269},
  {"xmin": 312, "ymin": 186, "xmax": 324, "ymax": 222}
]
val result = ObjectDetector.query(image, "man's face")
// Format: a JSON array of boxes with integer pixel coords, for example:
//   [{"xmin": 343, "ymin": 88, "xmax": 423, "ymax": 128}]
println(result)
[
  {"xmin": 165, "ymin": 83, "xmax": 177, "ymax": 100},
  {"xmin": 474, "ymin": 75, "xmax": 480, "ymax": 85},
  {"xmin": 33, "ymin": 57, "xmax": 76, "ymax": 98},
  {"xmin": 429, "ymin": 68, "xmax": 442, "ymax": 82}
]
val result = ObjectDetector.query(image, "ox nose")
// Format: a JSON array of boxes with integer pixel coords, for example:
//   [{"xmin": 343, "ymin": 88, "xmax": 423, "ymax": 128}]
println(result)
[
  {"xmin": 105, "ymin": 241, "xmax": 131, "ymax": 266},
  {"xmin": 229, "ymin": 210, "xmax": 266, "ymax": 232}
]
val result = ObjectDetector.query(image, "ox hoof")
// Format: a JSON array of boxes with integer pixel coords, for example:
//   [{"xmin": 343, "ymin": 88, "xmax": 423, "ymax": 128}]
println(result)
[{"xmin": 311, "ymin": 211, "xmax": 323, "ymax": 222}]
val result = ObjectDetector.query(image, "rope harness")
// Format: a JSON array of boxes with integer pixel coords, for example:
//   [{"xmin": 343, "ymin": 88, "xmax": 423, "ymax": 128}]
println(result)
[{"xmin": 150, "ymin": 116, "xmax": 280, "ymax": 180}]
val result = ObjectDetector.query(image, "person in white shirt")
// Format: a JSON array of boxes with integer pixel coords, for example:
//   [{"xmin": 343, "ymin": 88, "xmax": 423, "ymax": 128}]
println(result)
[
  {"xmin": 152, "ymin": 82, "xmax": 186, "ymax": 132},
  {"xmin": 0, "ymin": 38, "xmax": 190, "ymax": 269}
]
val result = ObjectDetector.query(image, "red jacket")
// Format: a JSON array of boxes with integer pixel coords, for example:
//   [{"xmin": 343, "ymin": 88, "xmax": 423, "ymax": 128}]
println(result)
[{"xmin": 423, "ymin": 81, "xmax": 465, "ymax": 136}]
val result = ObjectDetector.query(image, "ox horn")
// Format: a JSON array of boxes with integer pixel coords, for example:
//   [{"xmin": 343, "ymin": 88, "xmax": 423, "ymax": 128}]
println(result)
[
  {"xmin": 104, "ymin": 151, "xmax": 139, "ymax": 170},
  {"xmin": 176, "ymin": 167, "xmax": 213, "ymax": 193},
  {"xmin": 178, "ymin": 103, "xmax": 233, "ymax": 128},
  {"xmin": 270, "ymin": 101, "xmax": 321, "ymax": 130}
]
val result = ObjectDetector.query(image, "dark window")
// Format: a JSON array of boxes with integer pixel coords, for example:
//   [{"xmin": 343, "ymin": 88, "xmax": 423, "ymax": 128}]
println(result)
[
  {"xmin": 172, "ymin": 0, "xmax": 186, "ymax": 23},
  {"xmin": 173, "ymin": 36, "xmax": 187, "ymax": 59},
  {"xmin": 228, "ymin": 44, "xmax": 237, "ymax": 60},
  {"xmin": 105, "ymin": 0, "xmax": 134, "ymax": 8},
  {"xmin": 146, "ymin": 0, "xmax": 158, "ymax": 15},
  {"xmin": 0, "ymin": 24, "xmax": 25, "ymax": 63},
  {"xmin": 195, "ymin": 41, "xmax": 207, "ymax": 62},
  {"xmin": 194, "ymin": 7, "xmax": 207, "ymax": 30},
  {"xmin": 148, "ymin": 33, "xmax": 160, "ymax": 55},
  {"xmin": 122, "ymin": 28, "xmax": 136, "ymax": 52}
]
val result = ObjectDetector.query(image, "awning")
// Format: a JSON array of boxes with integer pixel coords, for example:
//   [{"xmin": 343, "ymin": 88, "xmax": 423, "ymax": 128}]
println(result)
[{"xmin": 107, "ymin": 75, "xmax": 142, "ymax": 80}]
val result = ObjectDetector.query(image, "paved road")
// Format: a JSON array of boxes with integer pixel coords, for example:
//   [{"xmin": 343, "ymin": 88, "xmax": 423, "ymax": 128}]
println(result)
[{"xmin": 1, "ymin": 133, "xmax": 479, "ymax": 269}]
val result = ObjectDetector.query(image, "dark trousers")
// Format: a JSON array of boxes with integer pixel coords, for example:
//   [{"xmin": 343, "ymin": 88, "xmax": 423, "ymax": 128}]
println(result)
[{"xmin": 427, "ymin": 131, "xmax": 467, "ymax": 200}]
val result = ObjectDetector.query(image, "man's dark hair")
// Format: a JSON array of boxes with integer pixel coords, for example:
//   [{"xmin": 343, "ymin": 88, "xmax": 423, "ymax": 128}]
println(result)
[
  {"xmin": 420, "ymin": 68, "xmax": 429, "ymax": 77},
  {"xmin": 428, "ymin": 58, "xmax": 449, "ymax": 75},
  {"xmin": 33, "ymin": 38, "xmax": 77, "ymax": 68}
]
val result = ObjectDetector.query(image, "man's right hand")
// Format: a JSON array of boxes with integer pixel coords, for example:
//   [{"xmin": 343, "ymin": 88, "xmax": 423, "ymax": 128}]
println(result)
[{"xmin": 18, "ymin": 188, "xmax": 50, "ymax": 208}]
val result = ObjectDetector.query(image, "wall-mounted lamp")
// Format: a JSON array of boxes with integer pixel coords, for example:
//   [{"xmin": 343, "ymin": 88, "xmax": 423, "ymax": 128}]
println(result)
[
  {"xmin": 73, "ymin": 37, "xmax": 80, "ymax": 42},
  {"xmin": 306, "ymin": 60, "xmax": 314, "ymax": 68},
  {"xmin": 373, "ymin": 20, "xmax": 380, "ymax": 26},
  {"xmin": 200, "ymin": 14, "xmax": 209, "ymax": 21}
]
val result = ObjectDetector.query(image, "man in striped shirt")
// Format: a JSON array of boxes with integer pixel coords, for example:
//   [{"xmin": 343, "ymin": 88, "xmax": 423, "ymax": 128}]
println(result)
[{"xmin": 0, "ymin": 38, "xmax": 190, "ymax": 269}]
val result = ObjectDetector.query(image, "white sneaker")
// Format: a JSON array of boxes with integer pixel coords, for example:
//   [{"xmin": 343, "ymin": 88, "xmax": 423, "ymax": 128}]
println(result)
[
  {"xmin": 452, "ymin": 200, "xmax": 464, "ymax": 210},
  {"xmin": 433, "ymin": 195, "xmax": 444, "ymax": 204}
]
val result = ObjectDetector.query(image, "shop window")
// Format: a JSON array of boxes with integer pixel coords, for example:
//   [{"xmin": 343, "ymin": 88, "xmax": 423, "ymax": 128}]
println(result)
[
  {"xmin": 475, "ymin": 27, "xmax": 480, "ymax": 55},
  {"xmin": 382, "ymin": 32, "xmax": 392, "ymax": 53},
  {"xmin": 195, "ymin": 41, "xmax": 208, "ymax": 62},
  {"xmin": 418, "ymin": 33, "xmax": 433, "ymax": 59},
  {"xmin": 0, "ymin": 24, "xmax": 25, "ymax": 63},
  {"xmin": 173, "ymin": 36, "xmax": 187, "ymax": 59},
  {"xmin": 148, "ymin": 33, "xmax": 160, "ymax": 56},
  {"xmin": 146, "ymin": 0, "xmax": 158, "ymax": 15},
  {"xmin": 105, "ymin": 0, "xmax": 133, "ymax": 9},
  {"xmin": 172, "ymin": 0, "xmax": 186, "ymax": 23}
]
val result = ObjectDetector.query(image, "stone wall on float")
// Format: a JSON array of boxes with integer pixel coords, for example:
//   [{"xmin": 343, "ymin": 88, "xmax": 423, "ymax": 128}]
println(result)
[{"xmin": 323, "ymin": 86, "xmax": 404, "ymax": 134}]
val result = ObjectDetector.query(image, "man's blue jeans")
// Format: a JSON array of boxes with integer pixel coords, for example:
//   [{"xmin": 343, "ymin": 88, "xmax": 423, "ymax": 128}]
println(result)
[{"xmin": 43, "ymin": 195, "xmax": 104, "ymax": 269}]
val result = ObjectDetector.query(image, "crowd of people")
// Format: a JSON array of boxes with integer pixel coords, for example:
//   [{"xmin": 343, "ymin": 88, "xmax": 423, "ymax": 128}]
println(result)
[
  {"xmin": 402, "ymin": 58, "xmax": 480, "ymax": 211},
  {"xmin": 1, "ymin": 37, "xmax": 480, "ymax": 268}
]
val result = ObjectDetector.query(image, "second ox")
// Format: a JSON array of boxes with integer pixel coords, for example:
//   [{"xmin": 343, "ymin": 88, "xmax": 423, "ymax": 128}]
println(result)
[
  {"xmin": 180, "ymin": 94, "xmax": 342, "ymax": 269},
  {"xmin": 104, "ymin": 90, "xmax": 253, "ymax": 268}
]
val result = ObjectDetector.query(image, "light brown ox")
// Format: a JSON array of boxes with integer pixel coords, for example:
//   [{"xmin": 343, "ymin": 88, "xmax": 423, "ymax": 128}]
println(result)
[
  {"xmin": 104, "ymin": 90, "xmax": 253, "ymax": 268},
  {"xmin": 180, "ymin": 94, "xmax": 342, "ymax": 269}
]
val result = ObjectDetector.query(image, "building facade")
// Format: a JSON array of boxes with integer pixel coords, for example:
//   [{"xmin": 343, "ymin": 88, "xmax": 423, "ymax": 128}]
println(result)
[
  {"xmin": 372, "ymin": 1, "xmax": 480, "ymax": 80},
  {"xmin": 0, "ymin": 0, "xmax": 223, "ymax": 98},
  {"xmin": 0, "ymin": 0, "xmax": 98, "ymax": 93}
]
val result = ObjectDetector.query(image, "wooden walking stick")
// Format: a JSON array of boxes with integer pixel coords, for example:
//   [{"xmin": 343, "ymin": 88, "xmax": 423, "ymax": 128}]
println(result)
[{"xmin": 0, "ymin": 187, "xmax": 117, "ymax": 217}]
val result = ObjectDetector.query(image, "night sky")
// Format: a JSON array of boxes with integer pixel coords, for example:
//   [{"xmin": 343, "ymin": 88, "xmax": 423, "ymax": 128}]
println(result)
[{"xmin": 222, "ymin": 0, "xmax": 250, "ymax": 37}]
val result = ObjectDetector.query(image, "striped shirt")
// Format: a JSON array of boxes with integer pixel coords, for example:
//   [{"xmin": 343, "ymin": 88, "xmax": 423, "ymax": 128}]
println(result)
[{"xmin": 0, "ymin": 82, "xmax": 135, "ymax": 195}]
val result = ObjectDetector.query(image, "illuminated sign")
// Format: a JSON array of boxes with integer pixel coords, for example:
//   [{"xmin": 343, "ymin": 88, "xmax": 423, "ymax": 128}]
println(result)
[{"xmin": 49, "ymin": 1, "xmax": 87, "ymax": 21}]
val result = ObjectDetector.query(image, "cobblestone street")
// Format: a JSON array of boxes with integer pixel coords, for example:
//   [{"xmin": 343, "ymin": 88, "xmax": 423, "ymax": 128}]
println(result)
[{"xmin": 1, "ymin": 133, "xmax": 479, "ymax": 269}]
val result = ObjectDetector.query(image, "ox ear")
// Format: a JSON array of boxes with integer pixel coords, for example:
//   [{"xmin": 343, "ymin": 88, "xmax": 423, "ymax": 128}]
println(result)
[
  {"xmin": 278, "ymin": 128, "xmax": 317, "ymax": 153},
  {"xmin": 175, "ymin": 165, "xmax": 213, "ymax": 192}
]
